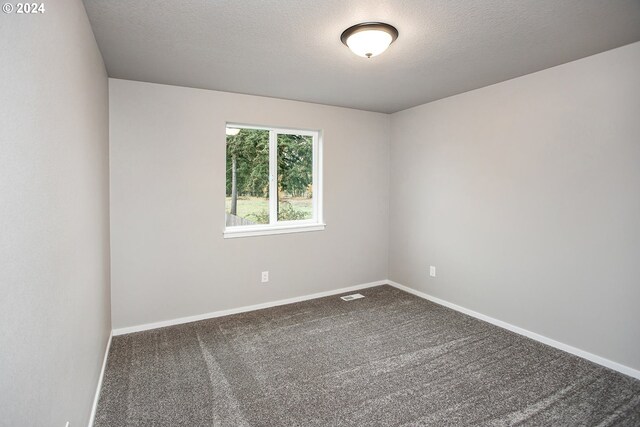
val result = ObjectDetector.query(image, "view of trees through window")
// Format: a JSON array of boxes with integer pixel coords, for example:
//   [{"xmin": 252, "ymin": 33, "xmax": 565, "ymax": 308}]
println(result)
[{"xmin": 225, "ymin": 127, "xmax": 314, "ymax": 226}]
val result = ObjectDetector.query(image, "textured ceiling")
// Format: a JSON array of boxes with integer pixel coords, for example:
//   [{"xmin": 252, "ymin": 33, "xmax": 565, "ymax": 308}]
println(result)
[{"xmin": 83, "ymin": 0, "xmax": 640, "ymax": 113}]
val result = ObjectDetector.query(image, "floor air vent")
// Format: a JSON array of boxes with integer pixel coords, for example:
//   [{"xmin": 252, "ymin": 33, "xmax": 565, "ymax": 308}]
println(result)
[{"xmin": 340, "ymin": 293, "xmax": 365, "ymax": 301}]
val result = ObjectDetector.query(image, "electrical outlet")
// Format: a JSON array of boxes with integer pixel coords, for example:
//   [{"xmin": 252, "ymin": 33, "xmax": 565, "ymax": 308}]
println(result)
[
  {"xmin": 429, "ymin": 266, "xmax": 436, "ymax": 277},
  {"xmin": 261, "ymin": 271, "xmax": 269, "ymax": 283}
]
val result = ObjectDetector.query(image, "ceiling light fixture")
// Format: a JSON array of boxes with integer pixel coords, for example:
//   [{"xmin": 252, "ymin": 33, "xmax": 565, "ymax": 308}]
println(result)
[
  {"xmin": 341, "ymin": 22, "xmax": 398, "ymax": 58},
  {"xmin": 226, "ymin": 127, "xmax": 240, "ymax": 136}
]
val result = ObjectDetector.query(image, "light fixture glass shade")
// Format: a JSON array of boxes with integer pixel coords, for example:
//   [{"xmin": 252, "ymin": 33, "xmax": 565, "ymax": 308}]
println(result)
[
  {"xmin": 341, "ymin": 22, "xmax": 398, "ymax": 58},
  {"xmin": 346, "ymin": 30, "xmax": 393, "ymax": 58},
  {"xmin": 226, "ymin": 127, "xmax": 240, "ymax": 136}
]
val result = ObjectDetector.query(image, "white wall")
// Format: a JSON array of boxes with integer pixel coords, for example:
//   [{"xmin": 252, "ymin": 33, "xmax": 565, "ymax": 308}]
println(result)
[
  {"xmin": 109, "ymin": 79, "xmax": 390, "ymax": 329},
  {"xmin": 389, "ymin": 42, "xmax": 640, "ymax": 371},
  {"xmin": 0, "ymin": 1, "xmax": 111, "ymax": 426}
]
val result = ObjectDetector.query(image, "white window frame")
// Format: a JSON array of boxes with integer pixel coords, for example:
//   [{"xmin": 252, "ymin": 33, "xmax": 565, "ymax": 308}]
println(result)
[{"xmin": 223, "ymin": 123, "xmax": 324, "ymax": 239}]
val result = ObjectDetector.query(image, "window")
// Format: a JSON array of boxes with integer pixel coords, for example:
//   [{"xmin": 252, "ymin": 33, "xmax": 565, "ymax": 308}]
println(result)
[{"xmin": 224, "ymin": 124, "xmax": 324, "ymax": 238}]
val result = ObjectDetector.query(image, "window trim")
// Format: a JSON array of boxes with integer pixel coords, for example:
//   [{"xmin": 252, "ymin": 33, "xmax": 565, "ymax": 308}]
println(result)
[{"xmin": 223, "ymin": 123, "xmax": 324, "ymax": 239}]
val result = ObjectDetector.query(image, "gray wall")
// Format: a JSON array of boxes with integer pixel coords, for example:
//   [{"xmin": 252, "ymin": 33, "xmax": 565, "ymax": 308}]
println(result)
[
  {"xmin": 0, "ymin": 1, "xmax": 111, "ymax": 426},
  {"xmin": 389, "ymin": 42, "xmax": 640, "ymax": 371},
  {"xmin": 109, "ymin": 79, "xmax": 390, "ymax": 329}
]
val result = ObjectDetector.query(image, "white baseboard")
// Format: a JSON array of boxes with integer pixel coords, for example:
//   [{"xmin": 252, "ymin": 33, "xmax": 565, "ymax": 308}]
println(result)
[
  {"xmin": 112, "ymin": 280, "xmax": 388, "ymax": 336},
  {"xmin": 108, "ymin": 279, "xmax": 639, "ymax": 380},
  {"xmin": 88, "ymin": 331, "xmax": 112, "ymax": 427},
  {"xmin": 387, "ymin": 280, "xmax": 640, "ymax": 380}
]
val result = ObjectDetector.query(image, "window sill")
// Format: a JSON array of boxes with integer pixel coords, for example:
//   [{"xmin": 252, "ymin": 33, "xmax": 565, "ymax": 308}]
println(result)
[{"xmin": 223, "ymin": 223, "xmax": 326, "ymax": 239}]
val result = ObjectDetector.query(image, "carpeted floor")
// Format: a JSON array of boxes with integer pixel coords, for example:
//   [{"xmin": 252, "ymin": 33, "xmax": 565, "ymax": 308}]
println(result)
[{"xmin": 95, "ymin": 285, "xmax": 640, "ymax": 426}]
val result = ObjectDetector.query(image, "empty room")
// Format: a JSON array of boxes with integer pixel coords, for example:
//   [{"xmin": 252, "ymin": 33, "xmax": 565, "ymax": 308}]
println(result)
[{"xmin": 2, "ymin": 0, "xmax": 640, "ymax": 426}]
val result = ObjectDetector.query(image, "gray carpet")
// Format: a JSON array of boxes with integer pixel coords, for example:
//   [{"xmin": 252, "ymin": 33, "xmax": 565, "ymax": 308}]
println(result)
[{"xmin": 95, "ymin": 285, "xmax": 640, "ymax": 426}]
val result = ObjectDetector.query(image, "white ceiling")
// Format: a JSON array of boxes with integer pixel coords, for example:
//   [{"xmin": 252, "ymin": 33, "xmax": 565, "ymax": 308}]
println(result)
[{"xmin": 84, "ymin": 0, "xmax": 640, "ymax": 113}]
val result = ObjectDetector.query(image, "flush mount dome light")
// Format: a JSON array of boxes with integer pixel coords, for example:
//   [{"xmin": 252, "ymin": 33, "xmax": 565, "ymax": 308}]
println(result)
[
  {"xmin": 341, "ymin": 22, "xmax": 398, "ymax": 58},
  {"xmin": 226, "ymin": 127, "xmax": 240, "ymax": 136}
]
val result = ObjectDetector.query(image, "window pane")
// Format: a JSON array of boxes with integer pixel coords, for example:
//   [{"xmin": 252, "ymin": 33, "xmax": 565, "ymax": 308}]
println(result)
[
  {"xmin": 277, "ymin": 133, "xmax": 313, "ymax": 221},
  {"xmin": 225, "ymin": 128, "xmax": 270, "ymax": 225}
]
